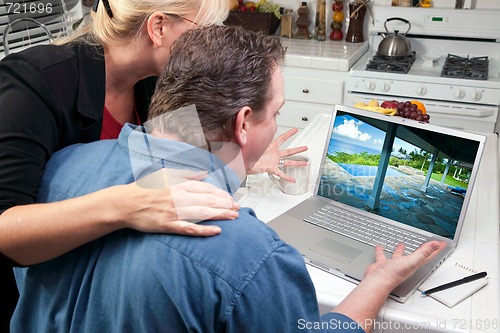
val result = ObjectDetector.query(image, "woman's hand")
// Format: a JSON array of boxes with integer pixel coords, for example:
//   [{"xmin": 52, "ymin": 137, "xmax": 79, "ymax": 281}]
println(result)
[
  {"xmin": 249, "ymin": 128, "xmax": 308, "ymax": 182},
  {"xmin": 116, "ymin": 169, "xmax": 240, "ymax": 237},
  {"xmin": 0, "ymin": 170, "xmax": 240, "ymax": 266}
]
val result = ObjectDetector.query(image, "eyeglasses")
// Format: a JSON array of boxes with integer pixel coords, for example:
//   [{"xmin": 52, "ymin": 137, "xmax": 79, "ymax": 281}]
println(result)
[
  {"xmin": 92, "ymin": 0, "xmax": 114, "ymax": 18},
  {"xmin": 163, "ymin": 13, "xmax": 198, "ymax": 26}
]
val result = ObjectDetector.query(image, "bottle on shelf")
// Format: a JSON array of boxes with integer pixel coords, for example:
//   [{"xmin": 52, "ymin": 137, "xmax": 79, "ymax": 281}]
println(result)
[
  {"xmin": 294, "ymin": 2, "xmax": 311, "ymax": 39},
  {"xmin": 280, "ymin": 9, "xmax": 294, "ymax": 38},
  {"xmin": 345, "ymin": 0, "xmax": 366, "ymax": 43},
  {"xmin": 315, "ymin": 0, "xmax": 327, "ymax": 41}
]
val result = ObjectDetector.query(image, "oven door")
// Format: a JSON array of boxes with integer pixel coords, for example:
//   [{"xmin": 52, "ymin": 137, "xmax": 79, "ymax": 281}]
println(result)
[{"xmin": 345, "ymin": 92, "xmax": 499, "ymax": 133}]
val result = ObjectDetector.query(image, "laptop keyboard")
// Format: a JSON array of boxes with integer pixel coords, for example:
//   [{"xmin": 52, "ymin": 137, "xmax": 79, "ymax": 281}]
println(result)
[{"xmin": 304, "ymin": 205, "xmax": 428, "ymax": 255}]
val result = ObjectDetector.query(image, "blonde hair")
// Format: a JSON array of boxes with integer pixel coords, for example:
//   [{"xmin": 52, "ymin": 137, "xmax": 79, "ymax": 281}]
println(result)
[{"xmin": 58, "ymin": 0, "xmax": 229, "ymax": 46}]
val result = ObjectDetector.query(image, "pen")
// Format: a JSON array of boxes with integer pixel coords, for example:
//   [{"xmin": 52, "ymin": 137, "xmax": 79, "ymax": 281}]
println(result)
[{"xmin": 421, "ymin": 271, "xmax": 487, "ymax": 296}]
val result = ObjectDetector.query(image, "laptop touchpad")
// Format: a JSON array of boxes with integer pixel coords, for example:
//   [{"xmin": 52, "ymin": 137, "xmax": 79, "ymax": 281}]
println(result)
[{"xmin": 310, "ymin": 238, "xmax": 362, "ymax": 264}]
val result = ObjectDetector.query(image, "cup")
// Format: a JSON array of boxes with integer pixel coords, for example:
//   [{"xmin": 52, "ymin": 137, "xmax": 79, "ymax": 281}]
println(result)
[{"xmin": 268, "ymin": 156, "xmax": 311, "ymax": 195}]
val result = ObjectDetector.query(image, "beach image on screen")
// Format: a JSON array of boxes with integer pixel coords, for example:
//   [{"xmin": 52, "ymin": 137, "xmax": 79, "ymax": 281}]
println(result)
[{"xmin": 318, "ymin": 111, "xmax": 480, "ymax": 239}]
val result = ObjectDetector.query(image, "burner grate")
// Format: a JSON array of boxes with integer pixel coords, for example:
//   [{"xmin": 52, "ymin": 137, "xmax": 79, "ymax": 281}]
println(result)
[
  {"xmin": 441, "ymin": 54, "xmax": 488, "ymax": 80},
  {"xmin": 366, "ymin": 52, "xmax": 416, "ymax": 74}
]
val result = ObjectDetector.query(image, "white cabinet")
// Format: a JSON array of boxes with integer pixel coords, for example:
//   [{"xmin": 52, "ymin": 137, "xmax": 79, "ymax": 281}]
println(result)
[
  {"xmin": 275, "ymin": 39, "xmax": 369, "ymax": 138},
  {"xmin": 279, "ymin": 67, "xmax": 349, "ymax": 132}
]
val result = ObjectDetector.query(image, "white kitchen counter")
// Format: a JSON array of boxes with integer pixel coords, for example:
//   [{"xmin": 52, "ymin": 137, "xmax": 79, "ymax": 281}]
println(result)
[
  {"xmin": 281, "ymin": 38, "xmax": 369, "ymax": 71},
  {"xmin": 239, "ymin": 114, "xmax": 500, "ymax": 333}
]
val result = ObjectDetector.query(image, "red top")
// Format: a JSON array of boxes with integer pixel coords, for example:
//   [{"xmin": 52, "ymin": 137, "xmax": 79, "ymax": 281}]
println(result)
[{"xmin": 100, "ymin": 106, "xmax": 142, "ymax": 140}]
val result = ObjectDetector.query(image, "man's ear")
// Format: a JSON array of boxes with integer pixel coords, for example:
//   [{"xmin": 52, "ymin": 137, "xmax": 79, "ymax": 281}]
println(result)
[
  {"xmin": 146, "ymin": 12, "xmax": 168, "ymax": 48},
  {"xmin": 234, "ymin": 107, "xmax": 252, "ymax": 147}
]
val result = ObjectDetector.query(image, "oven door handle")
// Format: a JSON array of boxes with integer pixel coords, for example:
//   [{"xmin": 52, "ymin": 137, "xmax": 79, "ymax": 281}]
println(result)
[
  {"xmin": 424, "ymin": 103, "xmax": 496, "ymax": 118},
  {"xmin": 346, "ymin": 94, "xmax": 497, "ymax": 118}
]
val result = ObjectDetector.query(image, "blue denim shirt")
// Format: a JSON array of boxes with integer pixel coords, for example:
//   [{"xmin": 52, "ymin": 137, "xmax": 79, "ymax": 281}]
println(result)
[{"xmin": 12, "ymin": 124, "xmax": 364, "ymax": 333}]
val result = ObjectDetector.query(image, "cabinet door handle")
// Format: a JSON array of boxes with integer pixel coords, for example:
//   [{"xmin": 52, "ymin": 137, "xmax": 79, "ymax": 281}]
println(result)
[
  {"xmin": 302, "ymin": 89, "xmax": 309, "ymax": 94},
  {"xmin": 301, "ymin": 117, "xmax": 308, "ymax": 121}
]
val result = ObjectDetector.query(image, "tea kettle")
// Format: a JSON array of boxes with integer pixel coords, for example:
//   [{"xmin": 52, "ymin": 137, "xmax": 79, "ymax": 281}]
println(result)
[{"xmin": 377, "ymin": 17, "xmax": 412, "ymax": 57}]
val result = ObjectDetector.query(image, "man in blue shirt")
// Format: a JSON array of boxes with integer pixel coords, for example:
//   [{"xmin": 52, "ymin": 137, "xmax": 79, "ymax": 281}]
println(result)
[{"xmin": 12, "ymin": 25, "xmax": 445, "ymax": 333}]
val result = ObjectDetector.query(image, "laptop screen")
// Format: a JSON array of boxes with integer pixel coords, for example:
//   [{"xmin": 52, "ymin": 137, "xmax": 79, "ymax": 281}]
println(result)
[{"xmin": 317, "ymin": 108, "xmax": 483, "ymax": 240}]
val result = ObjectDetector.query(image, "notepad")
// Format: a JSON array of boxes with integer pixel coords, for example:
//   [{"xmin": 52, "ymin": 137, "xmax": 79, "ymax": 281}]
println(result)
[{"xmin": 418, "ymin": 263, "xmax": 488, "ymax": 308}]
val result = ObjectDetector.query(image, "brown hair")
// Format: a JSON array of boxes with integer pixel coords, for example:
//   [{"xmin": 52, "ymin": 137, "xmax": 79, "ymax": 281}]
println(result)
[{"xmin": 147, "ymin": 25, "xmax": 285, "ymax": 145}]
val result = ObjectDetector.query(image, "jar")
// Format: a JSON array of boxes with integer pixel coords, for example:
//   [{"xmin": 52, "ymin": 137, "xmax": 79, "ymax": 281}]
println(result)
[
  {"xmin": 280, "ymin": 9, "xmax": 294, "ymax": 38},
  {"xmin": 346, "ymin": 1, "xmax": 366, "ymax": 43},
  {"xmin": 400, "ymin": 0, "xmax": 412, "ymax": 6}
]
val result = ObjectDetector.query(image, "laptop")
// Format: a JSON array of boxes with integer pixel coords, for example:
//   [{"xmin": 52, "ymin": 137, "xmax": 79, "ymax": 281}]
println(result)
[{"xmin": 268, "ymin": 104, "xmax": 486, "ymax": 303}]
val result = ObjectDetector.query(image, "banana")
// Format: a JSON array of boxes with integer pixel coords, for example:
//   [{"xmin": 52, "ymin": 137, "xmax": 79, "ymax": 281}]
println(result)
[
  {"xmin": 353, "ymin": 103, "xmax": 397, "ymax": 115},
  {"xmin": 255, "ymin": 0, "xmax": 266, "ymax": 8}
]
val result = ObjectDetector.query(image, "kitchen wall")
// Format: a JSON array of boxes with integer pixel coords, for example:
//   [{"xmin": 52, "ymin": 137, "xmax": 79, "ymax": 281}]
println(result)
[{"xmin": 271, "ymin": 0, "xmax": 500, "ymax": 39}]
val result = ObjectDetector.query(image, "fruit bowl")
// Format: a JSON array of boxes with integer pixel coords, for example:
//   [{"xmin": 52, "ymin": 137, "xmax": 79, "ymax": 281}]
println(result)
[{"xmin": 224, "ymin": 11, "xmax": 280, "ymax": 35}]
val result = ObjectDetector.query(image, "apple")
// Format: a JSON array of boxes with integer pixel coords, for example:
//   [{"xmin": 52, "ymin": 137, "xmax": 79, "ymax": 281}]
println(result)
[
  {"xmin": 332, "ymin": 1, "xmax": 344, "ymax": 12},
  {"xmin": 381, "ymin": 100, "xmax": 399, "ymax": 109},
  {"xmin": 330, "ymin": 29, "xmax": 343, "ymax": 41}
]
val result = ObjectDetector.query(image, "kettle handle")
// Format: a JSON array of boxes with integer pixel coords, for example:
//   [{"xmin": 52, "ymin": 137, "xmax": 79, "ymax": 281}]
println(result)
[{"xmin": 384, "ymin": 17, "xmax": 411, "ymax": 35}]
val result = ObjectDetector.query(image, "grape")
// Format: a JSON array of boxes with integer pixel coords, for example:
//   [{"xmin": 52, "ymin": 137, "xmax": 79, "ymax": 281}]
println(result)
[
  {"xmin": 390, "ymin": 100, "xmax": 430, "ymax": 122},
  {"xmin": 258, "ymin": 2, "xmax": 282, "ymax": 19}
]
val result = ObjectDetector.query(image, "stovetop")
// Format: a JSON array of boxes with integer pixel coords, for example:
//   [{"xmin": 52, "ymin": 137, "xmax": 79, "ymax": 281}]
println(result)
[
  {"xmin": 366, "ymin": 52, "xmax": 416, "ymax": 74},
  {"xmin": 365, "ymin": 52, "xmax": 490, "ymax": 81},
  {"xmin": 441, "ymin": 54, "xmax": 489, "ymax": 80},
  {"xmin": 350, "ymin": 35, "xmax": 500, "ymax": 89}
]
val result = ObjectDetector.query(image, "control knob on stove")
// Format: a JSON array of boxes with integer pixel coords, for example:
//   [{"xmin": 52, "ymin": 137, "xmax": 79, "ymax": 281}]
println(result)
[
  {"xmin": 453, "ymin": 88, "xmax": 465, "ymax": 99},
  {"xmin": 365, "ymin": 81, "xmax": 376, "ymax": 91},
  {"xmin": 416, "ymin": 86, "xmax": 427, "ymax": 96},
  {"xmin": 471, "ymin": 90, "xmax": 482, "ymax": 101},
  {"xmin": 380, "ymin": 82, "xmax": 391, "ymax": 92}
]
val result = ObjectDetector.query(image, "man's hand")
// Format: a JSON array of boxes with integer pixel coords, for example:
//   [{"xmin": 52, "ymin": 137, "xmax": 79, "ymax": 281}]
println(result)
[
  {"xmin": 249, "ymin": 128, "xmax": 308, "ymax": 182},
  {"xmin": 333, "ymin": 241, "xmax": 447, "ymax": 333},
  {"xmin": 364, "ymin": 241, "xmax": 447, "ymax": 289}
]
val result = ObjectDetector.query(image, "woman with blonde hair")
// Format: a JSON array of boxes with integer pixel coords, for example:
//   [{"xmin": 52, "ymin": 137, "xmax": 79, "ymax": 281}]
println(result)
[{"xmin": 0, "ymin": 0, "xmax": 306, "ymax": 329}]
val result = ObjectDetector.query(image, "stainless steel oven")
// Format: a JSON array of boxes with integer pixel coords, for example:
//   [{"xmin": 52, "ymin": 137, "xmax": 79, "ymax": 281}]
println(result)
[{"xmin": 346, "ymin": 6, "xmax": 500, "ymax": 133}]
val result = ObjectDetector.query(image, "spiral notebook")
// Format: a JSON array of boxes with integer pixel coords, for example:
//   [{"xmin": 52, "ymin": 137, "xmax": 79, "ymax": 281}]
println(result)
[{"xmin": 418, "ymin": 263, "xmax": 489, "ymax": 308}]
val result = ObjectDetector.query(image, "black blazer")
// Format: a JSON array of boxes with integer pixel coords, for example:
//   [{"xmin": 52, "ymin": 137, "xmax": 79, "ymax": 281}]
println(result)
[{"xmin": 0, "ymin": 43, "xmax": 157, "ymax": 266}]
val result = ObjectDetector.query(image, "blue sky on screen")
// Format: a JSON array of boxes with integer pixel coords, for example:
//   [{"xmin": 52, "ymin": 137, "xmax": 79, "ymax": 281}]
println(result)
[{"xmin": 332, "ymin": 115, "xmax": 420, "ymax": 156}]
